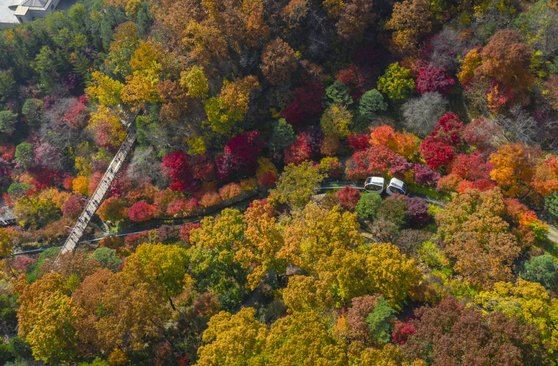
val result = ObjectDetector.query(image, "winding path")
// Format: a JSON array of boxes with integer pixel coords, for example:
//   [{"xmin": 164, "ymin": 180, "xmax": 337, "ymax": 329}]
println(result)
[{"xmin": 58, "ymin": 128, "xmax": 137, "ymax": 255}]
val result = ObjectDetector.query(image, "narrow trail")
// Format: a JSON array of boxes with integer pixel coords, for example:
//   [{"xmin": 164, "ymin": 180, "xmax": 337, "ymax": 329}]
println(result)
[{"xmin": 58, "ymin": 128, "xmax": 137, "ymax": 256}]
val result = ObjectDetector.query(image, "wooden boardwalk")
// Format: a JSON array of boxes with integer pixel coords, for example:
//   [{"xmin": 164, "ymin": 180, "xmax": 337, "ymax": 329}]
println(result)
[{"xmin": 58, "ymin": 128, "xmax": 137, "ymax": 255}]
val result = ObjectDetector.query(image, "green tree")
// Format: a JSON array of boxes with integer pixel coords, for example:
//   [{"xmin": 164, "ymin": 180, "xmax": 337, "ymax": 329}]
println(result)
[
  {"xmin": 14, "ymin": 142, "xmax": 35, "ymax": 169},
  {"xmin": 377, "ymin": 63, "xmax": 415, "ymax": 101},
  {"xmin": 188, "ymin": 209, "xmax": 248, "ymax": 309},
  {"xmin": 355, "ymin": 192, "xmax": 382, "ymax": 220},
  {"xmin": 325, "ymin": 80, "xmax": 353, "ymax": 105},
  {"xmin": 269, "ymin": 162, "xmax": 325, "ymax": 209},
  {"xmin": 21, "ymin": 98, "xmax": 44, "ymax": 127},
  {"xmin": 269, "ymin": 118, "xmax": 296, "ymax": 153},
  {"xmin": 0, "ymin": 110, "xmax": 17, "ymax": 138},
  {"xmin": 0, "ymin": 69, "xmax": 16, "ymax": 101},
  {"xmin": 545, "ymin": 191, "xmax": 558, "ymax": 219},
  {"xmin": 519, "ymin": 255, "xmax": 558, "ymax": 291},
  {"xmin": 359, "ymin": 89, "xmax": 387, "ymax": 119},
  {"xmin": 90, "ymin": 247, "xmax": 122, "ymax": 272},
  {"xmin": 366, "ymin": 297, "xmax": 396, "ymax": 345}
]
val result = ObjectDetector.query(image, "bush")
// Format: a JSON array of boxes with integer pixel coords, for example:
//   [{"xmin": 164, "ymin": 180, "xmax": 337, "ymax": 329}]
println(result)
[
  {"xmin": 355, "ymin": 192, "xmax": 382, "ymax": 220},
  {"xmin": 519, "ymin": 255, "xmax": 558, "ymax": 291},
  {"xmin": 405, "ymin": 197, "xmax": 430, "ymax": 226}
]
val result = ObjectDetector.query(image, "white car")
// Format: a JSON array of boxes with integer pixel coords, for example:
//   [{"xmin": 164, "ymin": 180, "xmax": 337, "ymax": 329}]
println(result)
[
  {"xmin": 364, "ymin": 176, "xmax": 385, "ymax": 193},
  {"xmin": 386, "ymin": 177, "xmax": 408, "ymax": 195}
]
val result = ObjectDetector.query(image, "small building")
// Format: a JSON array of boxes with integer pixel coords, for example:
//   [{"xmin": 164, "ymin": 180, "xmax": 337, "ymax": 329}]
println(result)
[{"xmin": 0, "ymin": 0, "xmax": 60, "ymax": 28}]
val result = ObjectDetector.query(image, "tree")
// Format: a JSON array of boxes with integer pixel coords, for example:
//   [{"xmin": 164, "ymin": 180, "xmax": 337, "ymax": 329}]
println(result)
[
  {"xmin": 474, "ymin": 279, "xmax": 558, "ymax": 355},
  {"xmin": 197, "ymin": 308, "xmax": 267, "ymax": 366},
  {"xmin": 435, "ymin": 188, "xmax": 523, "ymax": 286},
  {"xmin": 17, "ymin": 274, "xmax": 78, "ymax": 364},
  {"xmin": 480, "ymin": 29, "xmax": 533, "ymax": 94},
  {"xmin": 205, "ymin": 76, "xmax": 260, "ymax": 135},
  {"xmin": 0, "ymin": 110, "xmax": 17, "ymax": 138},
  {"xmin": 402, "ymin": 297, "xmax": 548, "ymax": 366},
  {"xmin": 86, "ymin": 71, "xmax": 124, "ymax": 105},
  {"xmin": 97, "ymin": 196, "xmax": 128, "ymax": 223},
  {"xmin": 280, "ymin": 81, "xmax": 324, "ymax": 125},
  {"xmin": 128, "ymin": 200, "xmax": 159, "ymax": 222},
  {"xmin": 415, "ymin": 64, "xmax": 455, "ymax": 94},
  {"xmin": 87, "ymin": 106, "xmax": 126, "ymax": 150},
  {"xmin": 545, "ymin": 191, "xmax": 558, "ymax": 220},
  {"xmin": 346, "ymin": 145, "xmax": 410, "ymax": 181},
  {"xmin": 269, "ymin": 162, "xmax": 325, "ymax": 209},
  {"xmin": 402, "ymin": 92, "xmax": 448, "ymax": 137},
  {"xmin": 359, "ymin": 89, "xmax": 387, "ymax": 120},
  {"xmin": 180, "ymin": 65, "xmax": 209, "ymax": 98},
  {"xmin": 21, "ymin": 98, "xmax": 44, "ymax": 126},
  {"xmin": 260, "ymin": 38, "xmax": 298, "ymax": 86},
  {"xmin": 216, "ymin": 131, "xmax": 263, "ymax": 181},
  {"xmin": 326, "ymin": 81, "xmax": 353, "ymax": 106},
  {"xmin": 532, "ymin": 155, "xmax": 558, "ymax": 197},
  {"xmin": 369, "ymin": 125, "xmax": 420, "ymax": 159},
  {"xmin": 90, "ymin": 247, "xmax": 122, "ymax": 272},
  {"xmin": 519, "ymin": 255, "xmax": 558, "ymax": 291},
  {"xmin": 0, "ymin": 69, "xmax": 16, "ymax": 101},
  {"xmin": 385, "ymin": 0, "xmax": 433, "ymax": 55},
  {"xmin": 14, "ymin": 142, "xmax": 34, "ymax": 169},
  {"xmin": 265, "ymin": 311, "xmax": 347, "ymax": 365},
  {"xmin": 187, "ymin": 209, "xmax": 248, "ymax": 309},
  {"xmin": 355, "ymin": 192, "xmax": 382, "ymax": 220},
  {"xmin": 235, "ymin": 200, "xmax": 286, "ymax": 289},
  {"xmin": 269, "ymin": 118, "xmax": 296, "ymax": 153},
  {"xmin": 335, "ymin": 0, "xmax": 374, "ymax": 41},
  {"xmin": 419, "ymin": 136, "xmax": 455, "ymax": 170},
  {"xmin": 377, "ymin": 63, "xmax": 415, "ymax": 100},
  {"xmin": 320, "ymin": 103, "xmax": 352, "ymax": 137},
  {"xmin": 489, "ymin": 144, "xmax": 541, "ymax": 198},
  {"xmin": 337, "ymin": 186, "xmax": 361, "ymax": 210},
  {"xmin": 162, "ymin": 150, "xmax": 195, "ymax": 192}
]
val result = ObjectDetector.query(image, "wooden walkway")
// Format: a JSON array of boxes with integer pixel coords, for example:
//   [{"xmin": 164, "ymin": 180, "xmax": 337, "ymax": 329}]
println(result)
[{"xmin": 59, "ymin": 128, "xmax": 137, "ymax": 255}]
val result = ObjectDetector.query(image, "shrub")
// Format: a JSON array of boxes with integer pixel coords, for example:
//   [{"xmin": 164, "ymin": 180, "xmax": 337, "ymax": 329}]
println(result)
[{"xmin": 355, "ymin": 192, "xmax": 382, "ymax": 220}]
